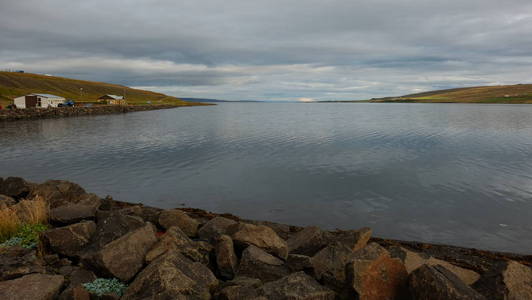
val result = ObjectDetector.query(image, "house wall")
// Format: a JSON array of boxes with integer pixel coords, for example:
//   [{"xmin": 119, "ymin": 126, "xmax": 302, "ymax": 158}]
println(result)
[
  {"xmin": 13, "ymin": 95, "xmax": 65, "ymax": 108},
  {"xmin": 108, "ymin": 99, "xmax": 127, "ymax": 105},
  {"xmin": 14, "ymin": 96, "xmax": 27, "ymax": 108},
  {"xmin": 39, "ymin": 97, "xmax": 65, "ymax": 108}
]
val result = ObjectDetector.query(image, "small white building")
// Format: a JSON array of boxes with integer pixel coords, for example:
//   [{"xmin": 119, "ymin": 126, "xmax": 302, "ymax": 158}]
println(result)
[{"xmin": 14, "ymin": 94, "xmax": 66, "ymax": 109}]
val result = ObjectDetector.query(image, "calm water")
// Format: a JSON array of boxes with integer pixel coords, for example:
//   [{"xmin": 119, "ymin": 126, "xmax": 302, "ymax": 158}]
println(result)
[{"xmin": 1, "ymin": 103, "xmax": 532, "ymax": 253}]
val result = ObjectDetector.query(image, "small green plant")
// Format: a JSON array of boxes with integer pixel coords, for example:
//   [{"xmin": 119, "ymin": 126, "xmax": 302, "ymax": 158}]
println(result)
[
  {"xmin": 0, "ymin": 223, "xmax": 48, "ymax": 249},
  {"xmin": 83, "ymin": 278, "xmax": 128, "ymax": 297}
]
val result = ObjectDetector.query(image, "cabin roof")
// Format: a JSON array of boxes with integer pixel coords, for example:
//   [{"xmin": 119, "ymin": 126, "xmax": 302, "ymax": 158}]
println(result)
[
  {"xmin": 99, "ymin": 94, "xmax": 124, "ymax": 100},
  {"xmin": 31, "ymin": 93, "xmax": 64, "ymax": 98}
]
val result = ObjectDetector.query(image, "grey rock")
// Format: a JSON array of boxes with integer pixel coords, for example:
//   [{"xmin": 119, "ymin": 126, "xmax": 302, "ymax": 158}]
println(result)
[
  {"xmin": 29, "ymin": 180, "xmax": 88, "ymax": 208},
  {"xmin": 389, "ymin": 246, "xmax": 480, "ymax": 285},
  {"xmin": 409, "ymin": 264, "xmax": 485, "ymax": 300},
  {"xmin": 159, "ymin": 209, "xmax": 199, "ymax": 237},
  {"xmin": 123, "ymin": 251, "xmax": 218, "ymax": 300},
  {"xmin": 287, "ymin": 226, "xmax": 327, "ymax": 256},
  {"xmin": 237, "ymin": 245, "xmax": 290, "ymax": 282},
  {"xmin": 332, "ymin": 227, "xmax": 372, "ymax": 251},
  {"xmin": 83, "ymin": 223, "xmax": 157, "ymax": 281},
  {"xmin": 86, "ymin": 212, "xmax": 145, "ymax": 251},
  {"xmin": 0, "ymin": 273, "xmax": 65, "ymax": 300},
  {"xmin": 41, "ymin": 221, "xmax": 96, "ymax": 257},
  {"xmin": 50, "ymin": 204, "xmax": 97, "ymax": 225},
  {"xmin": 310, "ymin": 241, "xmax": 354, "ymax": 292},
  {"xmin": 0, "ymin": 246, "xmax": 45, "ymax": 280},
  {"xmin": 287, "ymin": 254, "xmax": 314, "ymax": 273},
  {"xmin": 145, "ymin": 225, "xmax": 210, "ymax": 264},
  {"xmin": 474, "ymin": 260, "xmax": 532, "ymax": 300},
  {"xmin": 215, "ymin": 234, "xmax": 239, "ymax": 279},
  {"xmin": 229, "ymin": 223, "xmax": 288, "ymax": 259},
  {"xmin": 198, "ymin": 216, "xmax": 237, "ymax": 241},
  {"xmin": 0, "ymin": 177, "xmax": 31, "ymax": 199},
  {"xmin": 259, "ymin": 272, "xmax": 336, "ymax": 300},
  {"xmin": 217, "ymin": 277, "xmax": 263, "ymax": 300}
]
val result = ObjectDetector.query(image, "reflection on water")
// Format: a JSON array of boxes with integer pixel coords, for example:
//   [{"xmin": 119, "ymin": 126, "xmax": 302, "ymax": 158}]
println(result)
[{"xmin": 1, "ymin": 103, "xmax": 532, "ymax": 253}]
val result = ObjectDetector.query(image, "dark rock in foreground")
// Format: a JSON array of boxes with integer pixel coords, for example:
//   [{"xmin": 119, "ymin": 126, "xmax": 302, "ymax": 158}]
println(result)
[
  {"xmin": 0, "ymin": 273, "xmax": 65, "ymax": 300},
  {"xmin": 0, "ymin": 177, "xmax": 531, "ymax": 300},
  {"xmin": 409, "ymin": 264, "xmax": 485, "ymax": 300}
]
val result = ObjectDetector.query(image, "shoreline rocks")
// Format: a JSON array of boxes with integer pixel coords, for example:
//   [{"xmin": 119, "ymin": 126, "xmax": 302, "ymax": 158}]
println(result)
[
  {"xmin": 0, "ymin": 104, "xmax": 204, "ymax": 122},
  {"xmin": 0, "ymin": 176, "xmax": 531, "ymax": 299}
]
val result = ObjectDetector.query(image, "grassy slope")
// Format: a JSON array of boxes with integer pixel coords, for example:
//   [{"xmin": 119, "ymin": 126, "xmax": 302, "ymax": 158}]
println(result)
[
  {"xmin": 0, "ymin": 72, "xmax": 203, "ymax": 107},
  {"xmin": 369, "ymin": 84, "xmax": 532, "ymax": 103}
]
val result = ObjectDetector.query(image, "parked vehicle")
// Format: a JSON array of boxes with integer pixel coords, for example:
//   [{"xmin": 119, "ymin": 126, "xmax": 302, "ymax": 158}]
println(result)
[{"xmin": 58, "ymin": 100, "xmax": 75, "ymax": 107}]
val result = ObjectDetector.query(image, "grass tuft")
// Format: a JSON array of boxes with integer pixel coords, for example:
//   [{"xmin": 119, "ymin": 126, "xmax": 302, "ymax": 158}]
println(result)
[
  {"xmin": 0, "ymin": 196, "xmax": 49, "ymax": 248},
  {"xmin": 0, "ymin": 207, "xmax": 21, "ymax": 242},
  {"xmin": 15, "ymin": 196, "xmax": 49, "ymax": 225}
]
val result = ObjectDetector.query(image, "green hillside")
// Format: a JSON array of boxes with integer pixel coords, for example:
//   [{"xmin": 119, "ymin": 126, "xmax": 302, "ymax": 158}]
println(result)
[
  {"xmin": 369, "ymin": 84, "xmax": 532, "ymax": 103},
  {"xmin": 0, "ymin": 72, "xmax": 203, "ymax": 107}
]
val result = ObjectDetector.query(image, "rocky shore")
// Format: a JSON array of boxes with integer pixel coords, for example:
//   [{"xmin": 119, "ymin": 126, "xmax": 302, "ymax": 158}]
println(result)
[
  {"xmin": 0, "ymin": 177, "xmax": 530, "ymax": 299},
  {"xmin": 0, "ymin": 104, "xmax": 205, "ymax": 121}
]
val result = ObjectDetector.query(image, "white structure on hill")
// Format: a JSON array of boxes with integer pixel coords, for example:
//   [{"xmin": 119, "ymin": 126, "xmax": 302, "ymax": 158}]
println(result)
[{"xmin": 13, "ymin": 94, "xmax": 65, "ymax": 108}]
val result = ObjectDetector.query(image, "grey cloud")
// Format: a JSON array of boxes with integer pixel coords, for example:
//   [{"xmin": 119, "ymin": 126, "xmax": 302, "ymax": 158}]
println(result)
[{"xmin": 1, "ymin": 0, "xmax": 532, "ymax": 100}]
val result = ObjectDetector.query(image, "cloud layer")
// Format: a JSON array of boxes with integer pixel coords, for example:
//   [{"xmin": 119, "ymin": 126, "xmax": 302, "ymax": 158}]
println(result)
[{"xmin": 1, "ymin": 0, "xmax": 532, "ymax": 100}]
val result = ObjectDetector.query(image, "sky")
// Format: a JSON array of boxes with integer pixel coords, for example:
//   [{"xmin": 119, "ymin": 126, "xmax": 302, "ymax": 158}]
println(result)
[{"xmin": 1, "ymin": 0, "xmax": 532, "ymax": 101}]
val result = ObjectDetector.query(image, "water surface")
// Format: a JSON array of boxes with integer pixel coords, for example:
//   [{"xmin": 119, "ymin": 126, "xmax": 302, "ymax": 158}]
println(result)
[{"xmin": 2, "ymin": 103, "xmax": 532, "ymax": 253}]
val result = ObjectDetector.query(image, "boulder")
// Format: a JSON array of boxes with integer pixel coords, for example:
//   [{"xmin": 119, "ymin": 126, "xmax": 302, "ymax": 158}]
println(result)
[
  {"xmin": 0, "ymin": 273, "xmax": 65, "ymax": 300},
  {"xmin": 59, "ymin": 285, "xmax": 91, "ymax": 300},
  {"xmin": 123, "ymin": 252, "xmax": 218, "ymax": 300},
  {"xmin": 83, "ymin": 223, "xmax": 157, "ymax": 281},
  {"xmin": 145, "ymin": 225, "xmax": 191, "ymax": 262},
  {"xmin": 29, "ymin": 180, "xmax": 87, "ymax": 208},
  {"xmin": 145, "ymin": 226, "xmax": 209, "ymax": 264},
  {"xmin": 198, "ymin": 216, "xmax": 238, "ymax": 241},
  {"xmin": 229, "ymin": 223, "xmax": 288, "ymax": 259},
  {"xmin": 57, "ymin": 268, "xmax": 96, "ymax": 300},
  {"xmin": 332, "ymin": 227, "xmax": 372, "ymax": 251},
  {"xmin": 0, "ymin": 194, "xmax": 16, "ymax": 209},
  {"xmin": 0, "ymin": 177, "xmax": 31, "ymax": 199},
  {"xmin": 346, "ymin": 242, "xmax": 408, "ymax": 300},
  {"xmin": 389, "ymin": 246, "xmax": 480, "ymax": 285},
  {"xmin": 41, "ymin": 221, "xmax": 96, "ymax": 257},
  {"xmin": 50, "ymin": 204, "xmax": 97, "ymax": 225},
  {"xmin": 236, "ymin": 245, "xmax": 290, "ymax": 282},
  {"xmin": 310, "ymin": 241, "xmax": 354, "ymax": 292},
  {"xmin": 287, "ymin": 254, "xmax": 314, "ymax": 273},
  {"xmin": 64, "ymin": 267, "xmax": 97, "ymax": 285},
  {"xmin": 0, "ymin": 246, "xmax": 45, "ymax": 280},
  {"xmin": 248, "ymin": 220, "xmax": 293, "ymax": 240},
  {"xmin": 259, "ymin": 272, "xmax": 336, "ymax": 300},
  {"xmin": 138, "ymin": 205, "xmax": 162, "ymax": 226},
  {"xmin": 86, "ymin": 212, "xmax": 145, "ymax": 251},
  {"xmin": 215, "ymin": 235, "xmax": 239, "ymax": 279},
  {"xmin": 474, "ymin": 260, "xmax": 532, "ymax": 300},
  {"xmin": 409, "ymin": 264, "xmax": 485, "ymax": 300},
  {"xmin": 116, "ymin": 205, "xmax": 162, "ymax": 226},
  {"xmin": 287, "ymin": 226, "xmax": 327, "ymax": 256},
  {"xmin": 502, "ymin": 261, "xmax": 532, "ymax": 300},
  {"xmin": 217, "ymin": 277, "xmax": 263, "ymax": 300},
  {"xmin": 159, "ymin": 209, "xmax": 199, "ymax": 237}
]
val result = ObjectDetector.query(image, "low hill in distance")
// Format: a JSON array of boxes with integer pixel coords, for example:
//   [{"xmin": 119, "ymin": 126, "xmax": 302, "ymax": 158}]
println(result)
[
  {"xmin": 322, "ymin": 83, "xmax": 532, "ymax": 104},
  {"xmin": 0, "ymin": 72, "xmax": 203, "ymax": 107}
]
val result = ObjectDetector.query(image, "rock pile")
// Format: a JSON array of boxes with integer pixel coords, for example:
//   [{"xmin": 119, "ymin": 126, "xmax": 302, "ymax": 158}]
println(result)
[
  {"xmin": 0, "ymin": 104, "xmax": 187, "ymax": 122},
  {"xmin": 0, "ymin": 177, "xmax": 531, "ymax": 299}
]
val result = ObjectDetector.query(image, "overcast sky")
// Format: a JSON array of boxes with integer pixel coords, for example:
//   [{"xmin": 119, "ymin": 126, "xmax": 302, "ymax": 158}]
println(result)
[{"xmin": 1, "ymin": 0, "xmax": 532, "ymax": 101}]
